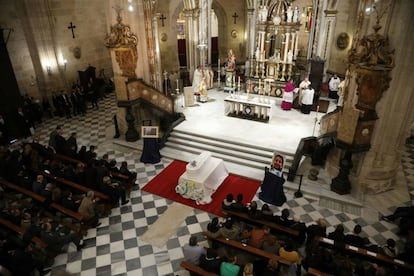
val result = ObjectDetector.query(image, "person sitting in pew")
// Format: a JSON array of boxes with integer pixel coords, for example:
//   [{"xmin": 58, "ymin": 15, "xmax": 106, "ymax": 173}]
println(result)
[
  {"xmin": 262, "ymin": 234, "xmax": 281, "ymax": 254},
  {"xmin": 247, "ymin": 225, "xmax": 271, "ymax": 249},
  {"xmin": 273, "ymin": 208, "xmax": 295, "ymax": 227},
  {"xmin": 108, "ymin": 159, "xmax": 119, "ymax": 173},
  {"xmin": 327, "ymin": 223, "xmax": 346, "ymax": 247},
  {"xmin": 306, "ymin": 218, "xmax": 327, "ymax": 252},
  {"xmin": 39, "ymin": 221, "xmax": 84, "ymax": 253},
  {"xmin": 344, "ymin": 224, "xmax": 370, "ymax": 249},
  {"xmin": 253, "ymin": 258, "xmax": 280, "ymax": 276},
  {"xmin": 380, "ymin": 238, "xmax": 399, "ymax": 258},
  {"xmin": 100, "ymin": 176, "xmax": 129, "ymax": 206},
  {"xmin": 220, "ymin": 255, "xmax": 240, "ymax": 276},
  {"xmin": 260, "ymin": 204, "xmax": 274, "ymax": 220},
  {"xmin": 199, "ymin": 247, "xmax": 223, "ymax": 274},
  {"xmin": 230, "ymin": 193, "xmax": 247, "ymax": 212},
  {"xmin": 247, "ymin": 200, "xmax": 264, "ymax": 219},
  {"xmin": 61, "ymin": 191, "xmax": 81, "ymax": 212},
  {"xmin": 119, "ymin": 161, "xmax": 137, "ymax": 181},
  {"xmin": 183, "ymin": 235, "xmax": 206, "ymax": 266},
  {"xmin": 207, "ymin": 217, "xmax": 222, "ymax": 234},
  {"xmin": 279, "ymin": 240, "xmax": 302, "ymax": 265},
  {"xmin": 222, "ymin": 193, "xmax": 234, "ymax": 214},
  {"xmin": 204, "ymin": 219, "xmax": 241, "ymax": 241}
]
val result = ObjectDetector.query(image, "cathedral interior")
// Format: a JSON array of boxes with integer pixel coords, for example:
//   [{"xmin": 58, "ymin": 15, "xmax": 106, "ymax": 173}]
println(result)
[{"xmin": 1, "ymin": 0, "xmax": 414, "ymax": 275}]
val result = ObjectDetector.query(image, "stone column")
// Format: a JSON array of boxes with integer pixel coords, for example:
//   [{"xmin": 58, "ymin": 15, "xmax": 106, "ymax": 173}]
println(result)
[
  {"xmin": 246, "ymin": 8, "xmax": 256, "ymax": 59},
  {"xmin": 183, "ymin": 8, "xmax": 199, "ymax": 80}
]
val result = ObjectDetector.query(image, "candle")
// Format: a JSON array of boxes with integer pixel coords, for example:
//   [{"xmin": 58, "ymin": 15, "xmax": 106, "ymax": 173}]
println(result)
[
  {"xmin": 218, "ymin": 58, "xmax": 220, "ymax": 68},
  {"xmin": 176, "ymin": 79, "xmax": 179, "ymax": 89},
  {"xmin": 238, "ymin": 76, "xmax": 240, "ymax": 87}
]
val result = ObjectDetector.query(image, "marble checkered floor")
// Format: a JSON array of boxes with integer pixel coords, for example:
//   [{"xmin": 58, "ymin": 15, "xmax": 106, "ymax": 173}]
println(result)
[{"xmin": 25, "ymin": 93, "xmax": 413, "ymax": 276}]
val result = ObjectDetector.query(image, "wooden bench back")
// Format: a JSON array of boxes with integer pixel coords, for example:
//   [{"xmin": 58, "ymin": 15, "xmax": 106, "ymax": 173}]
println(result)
[
  {"xmin": 209, "ymin": 236, "xmax": 293, "ymax": 266},
  {"xmin": 0, "ymin": 178, "xmax": 84, "ymax": 223},
  {"xmin": 180, "ymin": 261, "xmax": 218, "ymax": 276},
  {"xmin": 226, "ymin": 209, "xmax": 300, "ymax": 237},
  {"xmin": 319, "ymin": 237, "xmax": 414, "ymax": 271},
  {"xmin": 0, "ymin": 217, "xmax": 47, "ymax": 249}
]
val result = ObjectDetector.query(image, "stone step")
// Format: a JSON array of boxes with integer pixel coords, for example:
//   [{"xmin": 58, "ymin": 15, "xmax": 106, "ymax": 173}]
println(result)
[{"xmin": 166, "ymin": 129, "xmax": 295, "ymax": 169}]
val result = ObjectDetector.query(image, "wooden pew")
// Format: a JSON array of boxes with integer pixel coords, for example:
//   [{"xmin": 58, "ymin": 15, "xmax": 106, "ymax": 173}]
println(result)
[
  {"xmin": 0, "ymin": 217, "xmax": 47, "ymax": 249},
  {"xmin": 0, "ymin": 179, "xmax": 46, "ymax": 204},
  {"xmin": 319, "ymin": 237, "xmax": 414, "ymax": 271},
  {"xmin": 46, "ymin": 150, "xmax": 136, "ymax": 190},
  {"xmin": 208, "ymin": 236, "xmax": 293, "ymax": 266},
  {"xmin": 307, "ymin": 267, "xmax": 334, "ymax": 276},
  {"xmin": 0, "ymin": 179, "xmax": 86, "ymax": 235},
  {"xmin": 34, "ymin": 170, "xmax": 113, "ymax": 215},
  {"xmin": 34, "ymin": 169, "xmax": 110, "ymax": 201},
  {"xmin": 225, "ymin": 209, "xmax": 300, "ymax": 237},
  {"xmin": 180, "ymin": 261, "xmax": 218, "ymax": 276}
]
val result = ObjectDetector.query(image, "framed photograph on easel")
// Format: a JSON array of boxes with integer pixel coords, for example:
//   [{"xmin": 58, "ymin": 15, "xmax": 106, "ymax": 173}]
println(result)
[{"xmin": 141, "ymin": 126, "xmax": 159, "ymax": 138}]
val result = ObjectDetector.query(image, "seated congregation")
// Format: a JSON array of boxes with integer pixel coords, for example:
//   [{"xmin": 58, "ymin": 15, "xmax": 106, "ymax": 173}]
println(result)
[
  {"xmin": 180, "ymin": 192, "xmax": 414, "ymax": 276},
  {"xmin": 0, "ymin": 131, "xmax": 138, "ymax": 275}
]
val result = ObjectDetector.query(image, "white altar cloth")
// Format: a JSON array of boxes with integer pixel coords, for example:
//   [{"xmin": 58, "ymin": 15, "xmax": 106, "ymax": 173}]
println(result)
[{"xmin": 175, "ymin": 151, "xmax": 229, "ymax": 204}]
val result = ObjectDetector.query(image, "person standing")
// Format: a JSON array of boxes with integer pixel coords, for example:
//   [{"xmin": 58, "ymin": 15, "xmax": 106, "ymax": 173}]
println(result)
[
  {"xmin": 300, "ymin": 84, "xmax": 315, "ymax": 114},
  {"xmin": 65, "ymin": 132, "xmax": 78, "ymax": 158},
  {"xmin": 328, "ymin": 74, "xmax": 341, "ymax": 99},
  {"xmin": 281, "ymin": 80, "xmax": 295, "ymax": 111}
]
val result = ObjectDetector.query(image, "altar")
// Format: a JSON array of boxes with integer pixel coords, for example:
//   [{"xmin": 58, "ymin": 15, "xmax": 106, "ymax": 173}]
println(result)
[
  {"xmin": 175, "ymin": 151, "xmax": 228, "ymax": 205},
  {"xmin": 224, "ymin": 95, "xmax": 274, "ymax": 122}
]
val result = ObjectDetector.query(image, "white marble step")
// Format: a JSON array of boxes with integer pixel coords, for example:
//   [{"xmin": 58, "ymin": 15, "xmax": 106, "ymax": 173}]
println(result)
[
  {"xmin": 165, "ymin": 129, "xmax": 295, "ymax": 169},
  {"xmin": 170, "ymin": 129, "xmax": 293, "ymax": 158}
]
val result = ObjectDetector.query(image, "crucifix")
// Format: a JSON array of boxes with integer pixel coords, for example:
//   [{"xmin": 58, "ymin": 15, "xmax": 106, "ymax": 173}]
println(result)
[
  {"xmin": 232, "ymin": 12, "xmax": 239, "ymax": 24},
  {"xmin": 67, "ymin": 22, "xmax": 76, "ymax": 39},
  {"xmin": 159, "ymin": 14, "xmax": 167, "ymax": 27}
]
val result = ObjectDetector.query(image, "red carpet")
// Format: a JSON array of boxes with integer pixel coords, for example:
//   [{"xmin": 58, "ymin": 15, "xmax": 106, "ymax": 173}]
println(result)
[{"xmin": 142, "ymin": 160, "xmax": 261, "ymax": 217}]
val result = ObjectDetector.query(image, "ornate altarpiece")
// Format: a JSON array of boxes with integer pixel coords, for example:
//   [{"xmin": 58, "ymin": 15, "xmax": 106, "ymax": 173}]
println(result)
[{"xmin": 247, "ymin": 0, "xmax": 301, "ymax": 97}]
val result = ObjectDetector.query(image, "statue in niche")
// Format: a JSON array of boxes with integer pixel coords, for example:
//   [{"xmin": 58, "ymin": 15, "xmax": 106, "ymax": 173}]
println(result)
[
  {"xmin": 287, "ymin": 6, "xmax": 293, "ymax": 23},
  {"xmin": 255, "ymin": 47, "xmax": 260, "ymax": 61},
  {"xmin": 293, "ymin": 6, "xmax": 299, "ymax": 23},
  {"xmin": 260, "ymin": 5, "xmax": 268, "ymax": 22},
  {"xmin": 287, "ymin": 50, "xmax": 293, "ymax": 63},
  {"xmin": 227, "ymin": 49, "xmax": 236, "ymax": 70}
]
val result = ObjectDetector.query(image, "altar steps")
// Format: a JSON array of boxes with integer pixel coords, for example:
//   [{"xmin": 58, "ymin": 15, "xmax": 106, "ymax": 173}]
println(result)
[{"xmin": 160, "ymin": 129, "xmax": 295, "ymax": 179}]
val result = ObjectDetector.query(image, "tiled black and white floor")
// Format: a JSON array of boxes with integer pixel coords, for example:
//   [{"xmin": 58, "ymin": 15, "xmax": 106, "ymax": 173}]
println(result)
[{"xmin": 26, "ymin": 93, "xmax": 413, "ymax": 275}]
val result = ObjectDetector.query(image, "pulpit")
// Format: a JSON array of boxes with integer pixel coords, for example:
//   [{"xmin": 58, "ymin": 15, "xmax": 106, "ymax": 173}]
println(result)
[{"xmin": 175, "ymin": 151, "xmax": 228, "ymax": 205}]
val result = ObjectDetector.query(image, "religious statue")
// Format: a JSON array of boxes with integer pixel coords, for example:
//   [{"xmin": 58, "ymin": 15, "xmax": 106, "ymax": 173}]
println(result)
[
  {"xmin": 287, "ymin": 50, "xmax": 293, "ymax": 63},
  {"xmin": 227, "ymin": 49, "xmax": 236, "ymax": 70},
  {"xmin": 197, "ymin": 77, "xmax": 208, "ymax": 102},
  {"xmin": 287, "ymin": 6, "xmax": 293, "ymax": 23},
  {"xmin": 255, "ymin": 47, "xmax": 260, "ymax": 60},
  {"xmin": 260, "ymin": 5, "xmax": 268, "ymax": 22},
  {"xmin": 192, "ymin": 66, "xmax": 204, "ymax": 92},
  {"xmin": 293, "ymin": 6, "xmax": 299, "ymax": 23}
]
